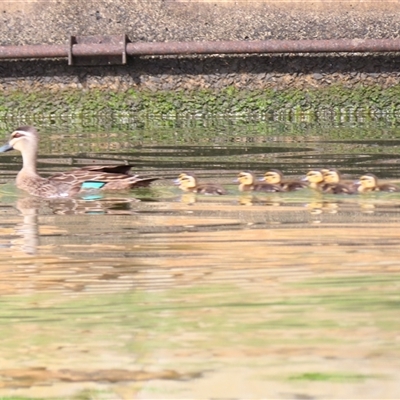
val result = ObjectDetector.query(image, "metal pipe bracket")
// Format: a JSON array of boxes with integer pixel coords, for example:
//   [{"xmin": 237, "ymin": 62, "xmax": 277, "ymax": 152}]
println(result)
[{"xmin": 68, "ymin": 35, "xmax": 128, "ymax": 66}]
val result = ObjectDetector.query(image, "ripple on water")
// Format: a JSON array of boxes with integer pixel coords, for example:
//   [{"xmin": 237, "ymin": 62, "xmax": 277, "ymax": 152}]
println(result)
[{"xmin": 0, "ymin": 118, "xmax": 399, "ymax": 398}]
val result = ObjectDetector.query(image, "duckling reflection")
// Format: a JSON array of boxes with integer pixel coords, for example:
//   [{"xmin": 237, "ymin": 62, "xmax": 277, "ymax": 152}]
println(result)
[
  {"xmin": 306, "ymin": 200, "xmax": 341, "ymax": 225},
  {"xmin": 180, "ymin": 192, "xmax": 197, "ymax": 205},
  {"xmin": 239, "ymin": 194, "xmax": 255, "ymax": 206},
  {"xmin": 358, "ymin": 199, "xmax": 376, "ymax": 214},
  {"xmin": 238, "ymin": 193, "xmax": 282, "ymax": 206},
  {"xmin": 307, "ymin": 200, "xmax": 340, "ymax": 215}
]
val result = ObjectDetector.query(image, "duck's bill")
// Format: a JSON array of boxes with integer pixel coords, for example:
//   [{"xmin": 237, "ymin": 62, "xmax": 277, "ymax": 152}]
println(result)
[
  {"xmin": 0, "ymin": 143, "xmax": 13, "ymax": 153},
  {"xmin": 173, "ymin": 178, "xmax": 181, "ymax": 185}
]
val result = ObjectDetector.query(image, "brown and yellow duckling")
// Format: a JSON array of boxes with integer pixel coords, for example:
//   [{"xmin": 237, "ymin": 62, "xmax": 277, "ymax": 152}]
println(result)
[
  {"xmin": 322, "ymin": 168, "xmax": 354, "ymax": 186},
  {"xmin": 262, "ymin": 169, "xmax": 308, "ymax": 191},
  {"xmin": 321, "ymin": 168, "xmax": 356, "ymax": 194},
  {"xmin": 237, "ymin": 171, "xmax": 282, "ymax": 192},
  {"xmin": 303, "ymin": 169, "xmax": 326, "ymax": 190},
  {"xmin": 356, "ymin": 173, "xmax": 400, "ymax": 193},
  {"xmin": 174, "ymin": 172, "xmax": 227, "ymax": 195}
]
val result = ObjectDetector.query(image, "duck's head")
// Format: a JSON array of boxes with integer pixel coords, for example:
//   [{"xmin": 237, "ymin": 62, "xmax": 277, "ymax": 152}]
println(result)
[
  {"xmin": 358, "ymin": 173, "xmax": 378, "ymax": 190},
  {"xmin": 0, "ymin": 126, "xmax": 38, "ymax": 155},
  {"xmin": 323, "ymin": 168, "xmax": 341, "ymax": 184},
  {"xmin": 237, "ymin": 171, "xmax": 256, "ymax": 186},
  {"xmin": 304, "ymin": 170, "xmax": 324, "ymax": 184},
  {"xmin": 174, "ymin": 172, "xmax": 198, "ymax": 191},
  {"xmin": 263, "ymin": 169, "xmax": 283, "ymax": 184},
  {"xmin": 320, "ymin": 168, "xmax": 330, "ymax": 175}
]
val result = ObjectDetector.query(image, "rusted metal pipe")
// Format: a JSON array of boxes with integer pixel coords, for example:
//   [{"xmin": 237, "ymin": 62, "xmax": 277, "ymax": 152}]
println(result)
[
  {"xmin": 0, "ymin": 44, "xmax": 67, "ymax": 59},
  {"xmin": 126, "ymin": 39, "xmax": 400, "ymax": 56},
  {"xmin": 0, "ymin": 38, "xmax": 399, "ymax": 63}
]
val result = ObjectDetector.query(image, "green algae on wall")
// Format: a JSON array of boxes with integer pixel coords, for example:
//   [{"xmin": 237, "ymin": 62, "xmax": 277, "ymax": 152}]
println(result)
[{"xmin": 1, "ymin": 85, "xmax": 400, "ymax": 120}]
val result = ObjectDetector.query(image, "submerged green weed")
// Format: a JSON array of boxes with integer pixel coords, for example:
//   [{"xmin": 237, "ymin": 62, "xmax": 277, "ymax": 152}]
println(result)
[{"xmin": 288, "ymin": 371, "xmax": 376, "ymax": 382}]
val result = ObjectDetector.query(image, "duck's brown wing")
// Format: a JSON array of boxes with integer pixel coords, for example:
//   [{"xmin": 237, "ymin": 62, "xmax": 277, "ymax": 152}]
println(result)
[
  {"xmin": 283, "ymin": 181, "xmax": 308, "ymax": 191},
  {"xmin": 102, "ymin": 177, "xmax": 159, "ymax": 190},
  {"xmin": 197, "ymin": 183, "xmax": 227, "ymax": 195},
  {"xmin": 78, "ymin": 165, "xmax": 133, "ymax": 175},
  {"xmin": 50, "ymin": 166, "xmax": 158, "ymax": 193},
  {"xmin": 322, "ymin": 183, "xmax": 355, "ymax": 194},
  {"xmin": 379, "ymin": 183, "xmax": 400, "ymax": 192},
  {"xmin": 254, "ymin": 183, "xmax": 282, "ymax": 192}
]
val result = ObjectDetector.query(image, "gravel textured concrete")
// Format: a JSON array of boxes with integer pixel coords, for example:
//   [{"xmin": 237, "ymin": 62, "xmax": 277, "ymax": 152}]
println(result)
[
  {"xmin": 0, "ymin": 0, "xmax": 400, "ymax": 91},
  {"xmin": 1, "ymin": 1, "xmax": 400, "ymax": 45}
]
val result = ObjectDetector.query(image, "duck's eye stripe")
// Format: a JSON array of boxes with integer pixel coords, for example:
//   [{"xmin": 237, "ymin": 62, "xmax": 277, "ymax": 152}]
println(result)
[{"xmin": 13, "ymin": 132, "xmax": 24, "ymax": 138}]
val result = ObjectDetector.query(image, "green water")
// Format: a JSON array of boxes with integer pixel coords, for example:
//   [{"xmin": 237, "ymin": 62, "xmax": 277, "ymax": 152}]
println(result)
[{"xmin": 0, "ymin": 116, "xmax": 399, "ymax": 399}]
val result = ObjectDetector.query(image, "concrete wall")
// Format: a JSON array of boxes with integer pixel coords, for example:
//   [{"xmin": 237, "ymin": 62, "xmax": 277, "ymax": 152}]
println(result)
[
  {"xmin": 1, "ymin": 0, "xmax": 400, "ymax": 45},
  {"xmin": 0, "ymin": 0, "xmax": 400, "ymax": 92}
]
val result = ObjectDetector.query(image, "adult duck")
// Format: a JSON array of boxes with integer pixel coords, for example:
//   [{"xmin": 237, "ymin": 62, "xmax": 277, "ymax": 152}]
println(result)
[{"xmin": 0, "ymin": 126, "xmax": 158, "ymax": 198}]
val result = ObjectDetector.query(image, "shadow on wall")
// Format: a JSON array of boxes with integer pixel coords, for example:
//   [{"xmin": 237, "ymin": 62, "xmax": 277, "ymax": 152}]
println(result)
[{"xmin": 0, "ymin": 54, "xmax": 400, "ymax": 79}]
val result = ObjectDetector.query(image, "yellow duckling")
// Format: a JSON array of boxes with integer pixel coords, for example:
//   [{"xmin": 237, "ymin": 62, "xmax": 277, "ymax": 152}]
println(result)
[
  {"xmin": 322, "ymin": 168, "xmax": 355, "ymax": 185},
  {"xmin": 262, "ymin": 169, "xmax": 308, "ymax": 191},
  {"xmin": 174, "ymin": 172, "xmax": 227, "ymax": 195},
  {"xmin": 322, "ymin": 168, "xmax": 356, "ymax": 194},
  {"xmin": 357, "ymin": 173, "xmax": 400, "ymax": 193},
  {"xmin": 237, "ymin": 171, "xmax": 282, "ymax": 192},
  {"xmin": 303, "ymin": 170, "xmax": 325, "ymax": 190}
]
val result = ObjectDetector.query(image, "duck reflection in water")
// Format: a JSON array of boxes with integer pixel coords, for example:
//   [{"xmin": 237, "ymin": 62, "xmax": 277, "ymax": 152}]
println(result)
[
  {"xmin": 14, "ymin": 197, "xmax": 41, "ymax": 255},
  {"xmin": 49, "ymin": 196, "xmax": 140, "ymax": 215},
  {"xmin": 13, "ymin": 195, "xmax": 143, "ymax": 255}
]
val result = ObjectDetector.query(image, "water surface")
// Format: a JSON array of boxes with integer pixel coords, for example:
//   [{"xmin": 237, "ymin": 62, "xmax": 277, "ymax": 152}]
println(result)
[{"xmin": 0, "ymin": 117, "xmax": 399, "ymax": 399}]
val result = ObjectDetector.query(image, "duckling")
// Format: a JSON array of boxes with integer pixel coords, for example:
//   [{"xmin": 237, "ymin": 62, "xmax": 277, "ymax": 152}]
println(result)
[
  {"xmin": 322, "ymin": 168, "xmax": 355, "ymax": 186},
  {"xmin": 357, "ymin": 173, "xmax": 400, "ymax": 193},
  {"xmin": 237, "ymin": 171, "xmax": 282, "ymax": 192},
  {"xmin": 174, "ymin": 172, "xmax": 226, "ymax": 195},
  {"xmin": 262, "ymin": 169, "xmax": 308, "ymax": 191},
  {"xmin": 303, "ymin": 170, "xmax": 325, "ymax": 190},
  {"xmin": 322, "ymin": 169, "xmax": 356, "ymax": 194}
]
